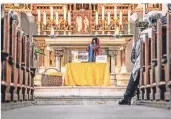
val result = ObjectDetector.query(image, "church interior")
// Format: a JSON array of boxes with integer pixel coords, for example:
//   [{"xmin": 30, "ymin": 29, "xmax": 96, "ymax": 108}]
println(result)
[{"xmin": 1, "ymin": 3, "xmax": 171, "ymax": 109}]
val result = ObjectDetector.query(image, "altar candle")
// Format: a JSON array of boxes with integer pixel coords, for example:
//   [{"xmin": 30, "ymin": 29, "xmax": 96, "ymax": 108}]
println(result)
[
  {"xmin": 68, "ymin": 11, "xmax": 71, "ymax": 25},
  {"xmin": 128, "ymin": 9, "xmax": 130, "ymax": 21},
  {"xmin": 108, "ymin": 12, "xmax": 110, "ymax": 25},
  {"xmin": 50, "ymin": 6, "xmax": 53, "ymax": 20},
  {"xmin": 96, "ymin": 12, "xmax": 98, "ymax": 25},
  {"xmin": 56, "ymin": 12, "xmax": 58, "ymax": 25},
  {"xmin": 37, "ymin": 9, "xmax": 40, "ymax": 22},
  {"xmin": 102, "ymin": 6, "xmax": 104, "ymax": 20},
  {"xmin": 64, "ymin": 5, "xmax": 66, "ymax": 21},
  {"xmin": 114, "ymin": 6, "xmax": 117, "ymax": 19},
  {"xmin": 120, "ymin": 11, "xmax": 122, "ymax": 25},
  {"xmin": 43, "ymin": 11, "xmax": 46, "ymax": 25}
]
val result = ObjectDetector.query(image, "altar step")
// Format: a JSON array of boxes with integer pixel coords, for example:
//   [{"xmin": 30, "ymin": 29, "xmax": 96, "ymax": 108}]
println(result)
[{"xmin": 34, "ymin": 86, "xmax": 126, "ymax": 105}]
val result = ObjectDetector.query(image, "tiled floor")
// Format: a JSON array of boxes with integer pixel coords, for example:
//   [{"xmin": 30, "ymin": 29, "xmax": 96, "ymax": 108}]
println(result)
[{"xmin": 2, "ymin": 104, "xmax": 171, "ymax": 119}]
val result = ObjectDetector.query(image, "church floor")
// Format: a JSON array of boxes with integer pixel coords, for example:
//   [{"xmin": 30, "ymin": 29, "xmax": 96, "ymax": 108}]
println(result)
[{"xmin": 2, "ymin": 104, "xmax": 171, "ymax": 119}]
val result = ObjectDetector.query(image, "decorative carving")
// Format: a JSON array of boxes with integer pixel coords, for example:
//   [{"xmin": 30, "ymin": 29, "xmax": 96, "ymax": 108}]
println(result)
[
  {"xmin": 73, "ymin": 10, "xmax": 92, "ymax": 34},
  {"xmin": 4, "ymin": 4, "xmax": 32, "ymax": 12},
  {"xmin": 55, "ymin": 50, "xmax": 64, "ymax": 57}
]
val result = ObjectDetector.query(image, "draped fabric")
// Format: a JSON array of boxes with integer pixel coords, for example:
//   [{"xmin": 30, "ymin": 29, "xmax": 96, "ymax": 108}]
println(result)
[
  {"xmin": 131, "ymin": 40, "xmax": 142, "ymax": 81},
  {"xmin": 94, "ymin": 38, "xmax": 100, "ymax": 56},
  {"xmin": 64, "ymin": 63, "xmax": 111, "ymax": 86}
]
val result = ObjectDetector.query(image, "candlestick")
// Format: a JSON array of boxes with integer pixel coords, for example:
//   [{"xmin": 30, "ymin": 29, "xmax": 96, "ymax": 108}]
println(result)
[
  {"xmin": 119, "ymin": 11, "xmax": 122, "ymax": 25},
  {"xmin": 50, "ymin": 6, "xmax": 53, "ymax": 20},
  {"xmin": 128, "ymin": 9, "xmax": 131, "ymax": 34},
  {"xmin": 56, "ymin": 12, "xmax": 58, "ymax": 25},
  {"xmin": 68, "ymin": 11, "xmax": 71, "ymax": 25},
  {"xmin": 37, "ymin": 9, "xmax": 40, "ymax": 22},
  {"xmin": 102, "ymin": 6, "xmax": 104, "ymax": 20},
  {"xmin": 128, "ymin": 9, "xmax": 130, "ymax": 21},
  {"xmin": 51, "ymin": 27, "xmax": 54, "ymax": 36},
  {"xmin": 114, "ymin": 6, "xmax": 117, "ymax": 19},
  {"xmin": 64, "ymin": 5, "xmax": 66, "ymax": 21},
  {"xmin": 96, "ymin": 12, "xmax": 98, "ymax": 25},
  {"xmin": 108, "ymin": 12, "xmax": 110, "ymax": 25},
  {"xmin": 43, "ymin": 11, "xmax": 46, "ymax": 25}
]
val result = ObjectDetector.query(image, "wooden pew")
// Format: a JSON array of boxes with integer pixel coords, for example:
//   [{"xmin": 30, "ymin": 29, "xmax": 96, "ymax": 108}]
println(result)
[
  {"xmin": 139, "ymin": 13, "xmax": 171, "ymax": 102},
  {"xmin": 1, "ymin": 12, "xmax": 35, "ymax": 103},
  {"xmin": 1, "ymin": 13, "xmax": 10, "ymax": 102},
  {"xmin": 165, "ymin": 13, "xmax": 171, "ymax": 101}
]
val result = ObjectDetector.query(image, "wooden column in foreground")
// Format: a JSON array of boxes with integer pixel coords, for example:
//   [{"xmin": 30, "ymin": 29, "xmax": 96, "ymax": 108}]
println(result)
[
  {"xmin": 155, "ymin": 19, "xmax": 162, "ymax": 101},
  {"xmin": 165, "ymin": 12, "xmax": 171, "ymax": 101}
]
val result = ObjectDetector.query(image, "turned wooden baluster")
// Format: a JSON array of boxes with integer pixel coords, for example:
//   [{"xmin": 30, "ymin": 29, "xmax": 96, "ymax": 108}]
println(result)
[
  {"xmin": 12, "ymin": 20, "xmax": 18, "ymax": 102},
  {"xmin": 144, "ymin": 33, "xmax": 149, "ymax": 100},
  {"xmin": 155, "ymin": 19, "xmax": 162, "ymax": 101},
  {"xmin": 24, "ymin": 35, "xmax": 29, "ymax": 101},
  {"xmin": 18, "ymin": 30, "xmax": 23, "ymax": 101},
  {"xmin": 150, "ymin": 29, "xmax": 156, "ymax": 100},
  {"xmin": 165, "ymin": 12, "xmax": 171, "ymax": 101},
  {"xmin": 4, "ymin": 13, "xmax": 11, "ymax": 102}
]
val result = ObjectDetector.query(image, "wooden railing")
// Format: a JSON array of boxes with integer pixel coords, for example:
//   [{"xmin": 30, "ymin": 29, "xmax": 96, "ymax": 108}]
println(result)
[
  {"xmin": 138, "ymin": 12, "xmax": 171, "ymax": 102},
  {"xmin": 1, "ymin": 12, "xmax": 36, "ymax": 103}
]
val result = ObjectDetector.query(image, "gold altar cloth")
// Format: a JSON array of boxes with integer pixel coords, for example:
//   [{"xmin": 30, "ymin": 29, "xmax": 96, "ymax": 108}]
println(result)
[{"xmin": 64, "ymin": 63, "xmax": 111, "ymax": 86}]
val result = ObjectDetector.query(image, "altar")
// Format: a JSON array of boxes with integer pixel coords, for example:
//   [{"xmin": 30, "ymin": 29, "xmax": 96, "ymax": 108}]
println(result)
[{"xmin": 64, "ymin": 63, "xmax": 111, "ymax": 86}]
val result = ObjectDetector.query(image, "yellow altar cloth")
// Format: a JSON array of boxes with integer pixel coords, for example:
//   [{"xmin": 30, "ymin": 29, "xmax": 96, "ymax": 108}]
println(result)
[{"xmin": 64, "ymin": 63, "xmax": 111, "ymax": 86}]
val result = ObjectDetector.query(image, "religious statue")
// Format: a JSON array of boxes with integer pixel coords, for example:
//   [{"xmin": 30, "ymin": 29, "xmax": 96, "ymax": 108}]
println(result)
[
  {"xmin": 83, "ymin": 16, "xmax": 89, "ymax": 33},
  {"xmin": 87, "ymin": 37, "xmax": 100, "ymax": 62},
  {"xmin": 76, "ymin": 16, "xmax": 82, "ymax": 33}
]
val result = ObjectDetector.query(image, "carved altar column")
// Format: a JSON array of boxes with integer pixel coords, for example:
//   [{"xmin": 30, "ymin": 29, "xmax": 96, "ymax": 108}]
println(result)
[
  {"xmin": 115, "ymin": 50, "xmax": 121, "ymax": 73},
  {"xmin": 55, "ymin": 50, "xmax": 64, "ymax": 72},
  {"xmin": 109, "ymin": 50, "xmax": 118, "ymax": 73},
  {"xmin": 120, "ymin": 46, "xmax": 127, "ymax": 73},
  {"xmin": 111, "ymin": 57, "xmax": 115, "ymax": 73}
]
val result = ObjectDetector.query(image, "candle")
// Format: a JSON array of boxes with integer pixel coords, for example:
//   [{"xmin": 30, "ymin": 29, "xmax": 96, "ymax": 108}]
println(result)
[
  {"xmin": 68, "ymin": 11, "xmax": 71, "ymax": 25},
  {"xmin": 96, "ymin": 12, "xmax": 98, "ymax": 25},
  {"xmin": 50, "ymin": 6, "xmax": 53, "ymax": 20},
  {"xmin": 128, "ymin": 9, "xmax": 131, "ymax": 34},
  {"xmin": 56, "ymin": 12, "xmax": 58, "ymax": 25},
  {"xmin": 128, "ymin": 9, "xmax": 130, "ymax": 21},
  {"xmin": 120, "ymin": 11, "xmax": 122, "ymax": 25},
  {"xmin": 37, "ymin": 9, "xmax": 40, "ymax": 22},
  {"xmin": 64, "ymin": 5, "xmax": 66, "ymax": 21},
  {"xmin": 108, "ymin": 12, "xmax": 110, "ymax": 25},
  {"xmin": 43, "ymin": 11, "xmax": 46, "ymax": 25},
  {"xmin": 114, "ymin": 6, "xmax": 117, "ymax": 19},
  {"xmin": 102, "ymin": 6, "xmax": 104, "ymax": 20}
]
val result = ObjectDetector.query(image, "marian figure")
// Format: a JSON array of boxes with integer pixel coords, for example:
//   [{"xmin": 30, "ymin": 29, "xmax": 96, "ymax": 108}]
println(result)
[
  {"xmin": 83, "ymin": 16, "xmax": 89, "ymax": 33},
  {"xmin": 76, "ymin": 16, "xmax": 82, "ymax": 33},
  {"xmin": 87, "ymin": 37, "xmax": 100, "ymax": 62}
]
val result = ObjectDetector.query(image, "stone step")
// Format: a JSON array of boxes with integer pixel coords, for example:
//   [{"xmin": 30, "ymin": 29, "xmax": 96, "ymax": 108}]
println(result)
[
  {"xmin": 34, "ymin": 86, "xmax": 125, "ymax": 105},
  {"xmin": 35, "ymin": 96, "xmax": 123, "ymax": 105},
  {"xmin": 34, "ymin": 86, "xmax": 126, "ymax": 97}
]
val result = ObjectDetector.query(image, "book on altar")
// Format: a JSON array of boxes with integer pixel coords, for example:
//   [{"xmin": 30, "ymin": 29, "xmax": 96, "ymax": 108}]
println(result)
[{"xmin": 96, "ymin": 55, "xmax": 108, "ymax": 63}]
